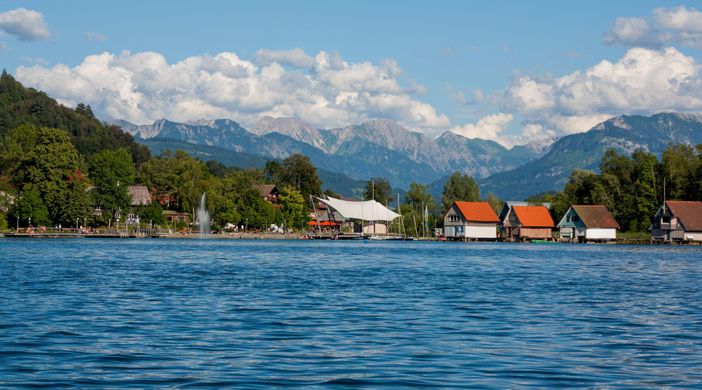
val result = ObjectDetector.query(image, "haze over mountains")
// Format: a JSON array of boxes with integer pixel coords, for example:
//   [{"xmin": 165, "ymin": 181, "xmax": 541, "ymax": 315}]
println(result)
[{"xmin": 113, "ymin": 112, "xmax": 702, "ymax": 200}]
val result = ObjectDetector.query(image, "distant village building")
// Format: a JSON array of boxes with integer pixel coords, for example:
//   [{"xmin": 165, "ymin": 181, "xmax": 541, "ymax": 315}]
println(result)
[
  {"xmin": 128, "ymin": 185, "xmax": 152, "ymax": 206},
  {"xmin": 443, "ymin": 201, "xmax": 500, "ymax": 241},
  {"xmin": 499, "ymin": 201, "xmax": 551, "ymax": 237},
  {"xmin": 316, "ymin": 196, "xmax": 400, "ymax": 236},
  {"xmin": 505, "ymin": 205, "xmax": 554, "ymax": 241},
  {"xmin": 257, "ymin": 184, "xmax": 279, "ymax": 204},
  {"xmin": 651, "ymin": 200, "xmax": 702, "ymax": 242},
  {"xmin": 162, "ymin": 210, "xmax": 191, "ymax": 225},
  {"xmin": 557, "ymin": 205, "xmax": 619, "ymax": 242}
]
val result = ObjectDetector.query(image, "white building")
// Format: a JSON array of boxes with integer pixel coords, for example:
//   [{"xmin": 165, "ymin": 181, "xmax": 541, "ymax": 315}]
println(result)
[
  {"xmin": 443, "ymin": 201, "xmax": 500, "ymax": 241},
  {"xmin": 557, "ymin": 205, "xmax": 619, "ymax": 242}
]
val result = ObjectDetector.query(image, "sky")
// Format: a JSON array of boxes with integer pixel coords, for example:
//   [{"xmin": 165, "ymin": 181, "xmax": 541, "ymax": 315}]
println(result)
[{"xmin": 2, "ymin": 1, "xmax": 702, "ymax": 147}]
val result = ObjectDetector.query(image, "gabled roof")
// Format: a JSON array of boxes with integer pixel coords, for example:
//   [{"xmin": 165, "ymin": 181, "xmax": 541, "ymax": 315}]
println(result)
[
  {"xmin": 499, "ymin": 200, "xmax": 552, "ymax": 221},
  {"xmin": 512, "ymin": 205, "xmax": 554, "ymax": 228},
  {"xmin": 666, "ymin": 200, "xmax": 702, "ymax": 231},
  {"xmin": 453, "ymin": 201, "xmax": 499, "ymax": 223},
  {"xmin": 257, "ymin": 184, "xmax": 277, "ymax": 197},
  {"xmin": 128, "ymin": 185, "xmax": 151, "ymax": 206},
  {"xmin": 571, "ymin": 205, "xmax": 620, "ymax": 229}
]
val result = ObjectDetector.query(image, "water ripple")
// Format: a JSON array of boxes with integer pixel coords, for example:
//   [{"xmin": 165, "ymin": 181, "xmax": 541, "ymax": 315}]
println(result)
[{"xmin": 1, "ymin": 239, "xmax": 701, "ymax": 387}]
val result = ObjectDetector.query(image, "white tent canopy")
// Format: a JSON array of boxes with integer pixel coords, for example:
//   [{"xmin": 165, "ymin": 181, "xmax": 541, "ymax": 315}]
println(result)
[{"xmin": 317, "ymin": 196, "xmax": 400, "ymax": 222}]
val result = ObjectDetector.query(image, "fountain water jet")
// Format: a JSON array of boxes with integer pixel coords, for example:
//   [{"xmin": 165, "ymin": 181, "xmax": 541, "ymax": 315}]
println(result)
[{"xmin": 196, "ymin": 192, "xmax": 211, "ymax": 238}]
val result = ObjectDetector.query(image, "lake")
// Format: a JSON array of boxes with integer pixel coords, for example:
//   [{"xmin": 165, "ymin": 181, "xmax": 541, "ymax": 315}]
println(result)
[{"xmin": 1, "ymin": 239, "xmax": 701, "ymax": 387}]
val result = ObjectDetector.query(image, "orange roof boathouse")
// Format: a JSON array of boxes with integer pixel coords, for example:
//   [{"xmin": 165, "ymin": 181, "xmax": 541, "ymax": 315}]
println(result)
[
  {"xmin": 443, "ymin": 201, "xmax": 500, "ymax": 241},
  {"xmin": 506, "ymin": 205, "xmax": 555, "ymax": 242}
]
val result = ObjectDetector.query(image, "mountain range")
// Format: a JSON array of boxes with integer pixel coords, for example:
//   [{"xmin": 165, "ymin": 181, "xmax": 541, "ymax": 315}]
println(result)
[
  {"xmin": 113, "ymin": 112, "xmax": 702, "ymax": 200},
  {"xmin": 480, "ymin": 113, "xmax": 702, "ymax": 199}
]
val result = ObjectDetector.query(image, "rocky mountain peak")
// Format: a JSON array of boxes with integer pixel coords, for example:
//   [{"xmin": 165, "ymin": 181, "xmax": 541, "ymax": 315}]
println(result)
[{"xmin": 252, "ymin": 116, "xmax": 326, "ymax": 150}]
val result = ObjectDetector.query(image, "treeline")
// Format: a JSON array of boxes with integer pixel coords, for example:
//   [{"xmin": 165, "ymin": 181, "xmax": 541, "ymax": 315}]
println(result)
[
  {"xmin": 0, "ymin": 122, "xmax": 321, "ymax": 231},
  {"xmin": 528, "ymin": 144, "xmax": 702, "ymax": 232},
  {"xmin": 0, "ymin": 71, "xmax": 321, "ymax": 231}
]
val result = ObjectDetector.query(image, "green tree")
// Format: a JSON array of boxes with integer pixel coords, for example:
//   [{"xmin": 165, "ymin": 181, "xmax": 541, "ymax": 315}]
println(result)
[
  {"xmin": 631, "ymin": 150, "xmax": 659, "ymax": 231},
  {"xmin": 264, "ymin": 160, "xmax": 283, "ymax": 183},
  {"xmin": 599, "ymin": 149, "xmax": 637, "ymax": 231},
  {"xmin": 690, "ymin": 145, "xmax": 702, "ymax": 200},
  {"xmin": 75, "ymin": 103, "xmax": 95, "ymax": 119},
  {"xmin": 89, "ymin": 148, "xmax": 135, "ymax": 219},
  {"xmin": 441, "ymin": 172, "xmax": 480, "ymax": 213},
  {"xmin": 137, "ymin": 201, "xmax": 165, "ymax": 226},
  {"xmin": 405, "ymin": 182, "xmax": 435, "ymax": 210},
  {"xmin": 662, "ymin": 143, "xmax": 698, "ymax": 200},
  {"xmin": 280, "ymin": 154, "xmax": 321, "ymax": 201},
  {"xmin": 3, "ymin": 125, "xmax": 92, "ymax": 225},
  {"xmin": 16, "ymin": 190, "xmax": 50, "ymax": 226},
  {"xmin": 364, "ymin": 177, "xmax": 393, "ymax": 205},
  {"xmin": 279, "ymin": 185, "xmax": 307, "ymax": 231},
  {"xmin": 139, "ymin": 150, "xmax": 213, "ymax": 216}
]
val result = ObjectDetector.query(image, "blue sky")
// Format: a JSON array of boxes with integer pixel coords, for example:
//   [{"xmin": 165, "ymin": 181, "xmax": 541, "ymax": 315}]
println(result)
[{"xmin": 2, "ymin": 1, "xmax": 702, "ymax": 146}]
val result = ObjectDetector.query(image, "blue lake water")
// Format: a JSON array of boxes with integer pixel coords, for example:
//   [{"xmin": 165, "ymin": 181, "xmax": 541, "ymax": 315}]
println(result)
[{"xmin": 1, "ymin": 239, "xmax": 701, "ymax": 388}]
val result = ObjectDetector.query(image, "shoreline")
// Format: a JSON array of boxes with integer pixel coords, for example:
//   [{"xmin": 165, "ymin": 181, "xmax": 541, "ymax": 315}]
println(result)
[{"xmin": 2, "ymin": 231, "xmax": 701, "ymax": 245}]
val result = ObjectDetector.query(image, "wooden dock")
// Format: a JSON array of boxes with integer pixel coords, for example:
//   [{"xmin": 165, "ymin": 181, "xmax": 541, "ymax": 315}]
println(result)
[{"xmin": 3, "ymin": 228, "xmax": 167, "ymax": 239}]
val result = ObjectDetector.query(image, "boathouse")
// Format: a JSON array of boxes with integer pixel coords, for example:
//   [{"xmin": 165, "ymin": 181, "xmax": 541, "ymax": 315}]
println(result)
[
  {"xmin": 651, "ymin": 200, "xmax": 702, "ymax": 242},
  {"xmin": 443, "ymin": 201, "xmax": 500, "ymax": 241},
  {"xmin": 499, "ymin": 201, "xmax": 551, "ymax": 238},
  {"xmin": 507, "ymin": 205, "xmax": 554, "ymax": 241},
  {"xmin": 557, "ymin": 205, "xmax": 619, "ymax": 242}
]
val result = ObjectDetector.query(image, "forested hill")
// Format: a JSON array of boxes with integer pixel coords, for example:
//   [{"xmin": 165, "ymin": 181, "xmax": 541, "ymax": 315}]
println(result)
[
  {"xmin": 480, "ymin": 113, "xmax": 702, "ymax": 200},
  {"xmin": 0, "ymin": 70, "xmax": 149, "ymax": 164}
]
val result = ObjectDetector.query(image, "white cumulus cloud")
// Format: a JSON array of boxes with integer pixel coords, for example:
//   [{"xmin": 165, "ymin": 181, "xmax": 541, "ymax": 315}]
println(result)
[
  {"xmin": 605, "ymin": 6, "xmax": 702, "ymax": 49},
  {"xmin": 498, "ymin": 47, "xmax": 702, "ymax": 143},
  {"xmin": 0, "ymin": 8, "xmax": 50, "ymax": 41},
  {"xmin": 254, "ymin": 48, "xmax": 314, "ymax": 68},
  {"xmin": 15, "ymin": 49, "xmax": 450, "ymax": 133},
  {"xmin": 450, "ymin": 113, "xmax": 513, "ymax": 142}
]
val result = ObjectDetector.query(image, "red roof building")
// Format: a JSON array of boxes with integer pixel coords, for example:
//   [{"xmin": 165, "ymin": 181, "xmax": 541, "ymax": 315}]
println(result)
[
  {"xmin": 443, "ymin": 201, "xmax": 499, "ymax": 241},
  {"xmin": 506, "ymin": 205, "xmax": 554, "ymax": 241}
]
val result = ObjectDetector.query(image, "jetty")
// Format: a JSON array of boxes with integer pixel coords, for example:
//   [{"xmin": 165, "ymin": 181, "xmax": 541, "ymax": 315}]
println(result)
[{"xmin": 4, "ymin": 227, "xmax": 167, "ymax": 239}]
